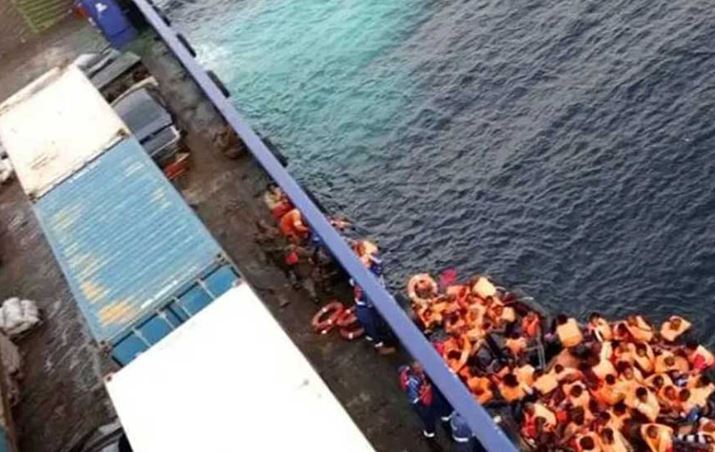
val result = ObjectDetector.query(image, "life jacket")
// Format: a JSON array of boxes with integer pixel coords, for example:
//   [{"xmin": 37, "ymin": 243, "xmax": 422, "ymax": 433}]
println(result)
[
  {"xmin": 645, "ymin": 373, "xmax": 673, "ymax": 390},
  {"xmin": 522, "ymin": 315, "xmax": 541, "ymax": 338},
  {"xmin": 534, "ymin": 402, "xmax": 557, "ymax": 428},
  {"xmin": 557, "ymin": 319, "xmax": 584, "ymax": 348},
  {"xmin": 593, "ymin": 358, "xmax": 617, "ymax": 380},
  {"xmin": 505, "ymin": 337, "xmax": 527, "ymax": 356},
  {"xmin": 654, "ymin": 352, "xmax": 679, "ymax": 375},
  {"xmin": 534, "ymin": 372, "xmax": 559, "ymax": 395},
  {"xmin": 499, "ymin": 383, "xmax": 525, "ymax": 402},
  {"xmin": 640, "ymin": 424, "xmax": 673, "ymax": 452},
  {"xmin": 634, "ymin": 392, "xmax": 661, "ymax": 422},
  {"xmin": 631, "ymin": 343, "xmax": 655, "ymax": 374},
  {"xmin": 590, "ymin": 318, "xmax": 613, "ymax": 342},
  {"xmin": 279, "ymin": 209, "xmax": 309, "ymax": 239},
  {"xmin": 689, "ymin": 386, "xmax": 711, "ymax": 408},
  {"xmin": 567, "ymin": 385, "xmax": 591, "ymax": 410},
  {"xmin": 660, "ymin": 316, "xmax": 691, "ymax": 342},
  {"xmin": 595, "ymin": 382, "xmax": 625, "ymax": 406},
  {"xmin": 575, "ymin": 432, "xmax": 602, "ymax": 452},
  {"xmin": 627, "ymin": 316, "xmax": 654, "ymax": 342},
  {"xmin": 601, "ymin": 430, "xmax": 631, "ymax": 452},
  {"xmin": 472, "ymin": 277, "xmax": 497, "ymax": 299},
  {"xmin": 446, "ymin": 336, "xmax": 471, "ymax": 373},
  {"xmin": 516, "ymin": 364, "xmax": 536, "ymax": 386},
  {"xmin": 501, "ymin": 306, "xmax": 516, "ymax": 323},
  {"xmin": 468, "ymin": 377, "xmax": 493, "ymax": 404},
  {"xmin": 600, "ymin": 341, "xmax": 614, "ymax": 361}
]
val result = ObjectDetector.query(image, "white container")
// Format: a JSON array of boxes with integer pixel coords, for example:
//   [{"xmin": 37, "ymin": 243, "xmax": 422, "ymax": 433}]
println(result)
[{"xmin": 0, "ymin": 65, "xmax": 129, "ymax": 199}]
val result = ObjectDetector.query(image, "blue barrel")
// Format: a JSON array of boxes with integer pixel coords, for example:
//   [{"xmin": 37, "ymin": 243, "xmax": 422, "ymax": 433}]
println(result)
[{"xmin": 77, "ymin": 0, "xmax": 137, "ymax": 49}]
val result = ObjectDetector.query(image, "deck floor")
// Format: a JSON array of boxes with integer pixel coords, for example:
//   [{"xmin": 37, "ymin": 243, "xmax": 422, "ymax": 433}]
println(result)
[{"xmin": 0, "ymin": 17, "xmax": 453, "ymax": 452}]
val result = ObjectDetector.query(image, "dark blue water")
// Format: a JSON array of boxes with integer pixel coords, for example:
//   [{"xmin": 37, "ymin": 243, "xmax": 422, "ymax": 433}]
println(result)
[{"xmin": 161, "ymin": 0, "xmax": 715, "ymax": 346}]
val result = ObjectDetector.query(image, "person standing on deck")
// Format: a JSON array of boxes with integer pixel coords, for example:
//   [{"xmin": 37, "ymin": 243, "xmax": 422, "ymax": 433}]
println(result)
[
  {"xmin": 352, "ymin": 283, "xmax": 396, "ymax": 355},
  {"xmin": 400, "ymin": 362, "xmax": 439, "ymax": 440}
]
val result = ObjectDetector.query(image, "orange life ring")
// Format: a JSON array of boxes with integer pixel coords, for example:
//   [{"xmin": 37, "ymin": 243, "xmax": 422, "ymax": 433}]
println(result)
[
  {"xmin": 337, "ymin": 307, "xmax": 365, "ymax": 340},
  {"xmin": 311, "ymin": 302, "xmax": 344, "ymax": 334}
]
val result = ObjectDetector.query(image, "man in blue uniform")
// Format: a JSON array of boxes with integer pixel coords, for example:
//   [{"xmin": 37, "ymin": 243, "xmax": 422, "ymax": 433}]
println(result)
[
  {"xmin": 353, "ymin": 283, "xmax": 395, "ymax": 355},
  {"xmin": 399, "ymin": 362, "xmax": 438, "ymax": 439}
]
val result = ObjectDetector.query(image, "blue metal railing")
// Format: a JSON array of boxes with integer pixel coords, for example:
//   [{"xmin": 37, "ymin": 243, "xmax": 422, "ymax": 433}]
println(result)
[{"xmin": 129, "ymin": 2, "xmax": 517, "ymax": 450}]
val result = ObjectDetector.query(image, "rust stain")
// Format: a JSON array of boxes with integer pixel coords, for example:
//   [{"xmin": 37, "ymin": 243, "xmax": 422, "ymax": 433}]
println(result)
[
  {"xmin": 80, "ymin": 280, "xmax": 108, "ymax": 304},
  {"xmin": 98, "ymin": 299, "xmax": 137, "ymax": 327}
]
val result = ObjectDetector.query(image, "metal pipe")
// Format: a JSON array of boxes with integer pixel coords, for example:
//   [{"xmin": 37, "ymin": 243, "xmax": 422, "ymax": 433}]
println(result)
[{"xmin": 128, "ymin": 3, "xmax": 516, "ymax": 450}]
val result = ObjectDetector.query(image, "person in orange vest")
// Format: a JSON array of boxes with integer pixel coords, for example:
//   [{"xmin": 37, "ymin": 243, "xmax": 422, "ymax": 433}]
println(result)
[
  {"xmin": 575, "ymin": 433, "xmax": 602, "ymax": 452},
  {"xmin": 521, "ymin": 310, "xmax": 541, "ymax": 339},
  {"xmin": 625, "ymin": 315, "xmax": 654, "ymax": 342},
  {"xmin": 505, "ymin": 332, "xmax": 528, "ymax": 359},
  {"xmin": 659, "ymin": 315, "xmax": 691, "ymax": 343},
  {"xmin": 279, "ymin": 208, "xmax": 310, "ymax": 243},
  {"xmin": 588, "ymin": 312, "xmax": 613, "ymax": 342},
  {"xmin": 640, "ymin": 423, "xmax": 673, "ymax": 452},
  {"xmin": 554, "ymin": 314, "xmax": 584, "ymax": 349},
  {"xmin": 263, "ymin": 183, "xmax": 293, "ymax": 220},
  {"xmin": 632, "ymin": 386, "xmax": 660, "ymax": 422},
  {"xmin": 600, "ymin": 427, "xmax": 630, "ymax": 452}
]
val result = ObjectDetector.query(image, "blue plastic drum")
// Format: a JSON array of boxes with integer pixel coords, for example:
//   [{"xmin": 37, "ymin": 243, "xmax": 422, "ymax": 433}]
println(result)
[{"xmin": 77, "ymin": 0, "xmax": 137, "ymax": 49}]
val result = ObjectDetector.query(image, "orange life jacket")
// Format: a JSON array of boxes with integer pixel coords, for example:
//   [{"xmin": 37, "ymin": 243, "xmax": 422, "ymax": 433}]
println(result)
[
  {"xmin": 501, "ymin": 306, "xmax": 516, "ymax": 323},
  {"xmin": 595, "ymin": 383, "xmax": 624, "ymax": 406},
  {"xmin": 590, "ymin": 318, "xmax": 613, "ymax": 342},
  {"xmin": 516, "ymin": 364, "xmax": 536, "ymax": 386},
  {"xmin": 472, "ymin": 277, "xmax": 497, "ymax": 299},
  {"xmin": 575, "ymin": 432, "xmax": 602, "ymax": 452},
  {"xmin": 634, "ymin": 392, "xmax": 660, "ymax": 422},
  {"xmin": 645, "ymin": 373, "xmax": 673, "ymax": 389},
  {"xmin": 628, "ymin": 317, "xmax": 654, "ymax": 342},
  {"xmin": 279, "ymin": 209, "xmax": 309, "ymax": 240},
  {"xmin": 499, "ymin": 383, "xmax": 525, "ymax": 402},
  {"xmin": 660, "ymin": 316, "xmax": 691, "ymax": 342},
  {"xmin": 534, "ymin": 372, "xmax": 559, "ymax": 395},
  {"xmin": 557, "ymin": 319, "xmax": 583, "ymax": 348},
  {"xmin": 522, "ymin": 315, "xmax": 541, "ymax": 338},
  {"xmin": 534, "ymin": 403, "xmax": 557, "ymax": 428},
  {"xmin": 632, "ymin": 344, "xmax": 655, "ymax": 374},
  {"xmin": 640, "ymin": 424, "xmax": 673, "ymax": 452},
  {"xmin": 593, "ymin": 358, "xmax": 617, "ymax": 380},
  {"xmin": 601, "ymin": 430, "xmax": 630, "ymax": 452},
  {"xmin": 505, "ymin": 337, "xmax": 527, "ymax": 356},
  {"xmin": 654, "ymin": 352, "xmax": 679, "ymax": 374}
]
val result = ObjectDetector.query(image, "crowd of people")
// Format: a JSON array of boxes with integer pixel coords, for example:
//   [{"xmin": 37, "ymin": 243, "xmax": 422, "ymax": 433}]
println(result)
[
  {"xmin": 260, "ymin": 182, "xmax": 715, "ymax": 451},
  {"xmin": 260, "ymin": 183, "xmax": 396, "ymax": 354},
  {"xmin": 407, "ymin": 272, "xmax": 715, "ymax": 451}
]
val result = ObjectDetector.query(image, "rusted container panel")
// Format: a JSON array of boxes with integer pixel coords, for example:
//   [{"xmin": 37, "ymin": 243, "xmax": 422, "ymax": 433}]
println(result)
[{"xmin": 33, "ymin": 136, "xmax": 235, "ymax": 364}]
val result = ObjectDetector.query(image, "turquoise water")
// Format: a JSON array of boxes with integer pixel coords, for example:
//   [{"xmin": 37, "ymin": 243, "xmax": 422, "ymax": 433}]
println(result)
[
  {"xmin": 163, "ymin": 0, "xmax": 715, "ymax": 346},
  {"xmin": 187, "ymin": 0, "xmax": 429, "ymax": 183}
]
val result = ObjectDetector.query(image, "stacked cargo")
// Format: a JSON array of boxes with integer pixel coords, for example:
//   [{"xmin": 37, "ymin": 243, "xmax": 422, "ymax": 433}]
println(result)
[{"xmin": 0, "ymin": 65, "xmax": 239, "ymax": 365}]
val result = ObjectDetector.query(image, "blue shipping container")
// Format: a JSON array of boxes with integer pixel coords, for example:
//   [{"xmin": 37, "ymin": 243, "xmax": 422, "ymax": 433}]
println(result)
[{"xmin": 34, "ymin": 137, "xmax": 239, "ymax": 365}]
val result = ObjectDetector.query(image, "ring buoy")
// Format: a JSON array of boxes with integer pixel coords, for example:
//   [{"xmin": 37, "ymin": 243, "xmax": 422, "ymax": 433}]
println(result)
[
  {"xmin": 408, "ymin": 274, "xmax": 437, "ymax": 307},
  {"xmin": 340, "ymin": 323, "xmax": 365, "ymax": 340},
  {"xmin": 311, "ymin": 302, "xmax": 344, "ymax": 334},
  {"xmin": 337, "ymin": 307, "xmax": 365, "ymax": 340}
]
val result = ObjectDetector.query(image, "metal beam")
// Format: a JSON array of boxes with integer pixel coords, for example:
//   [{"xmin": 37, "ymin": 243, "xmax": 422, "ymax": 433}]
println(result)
[{"xmin": 129, "ymin": 2, "xmax": 517, "ymax": 450}]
